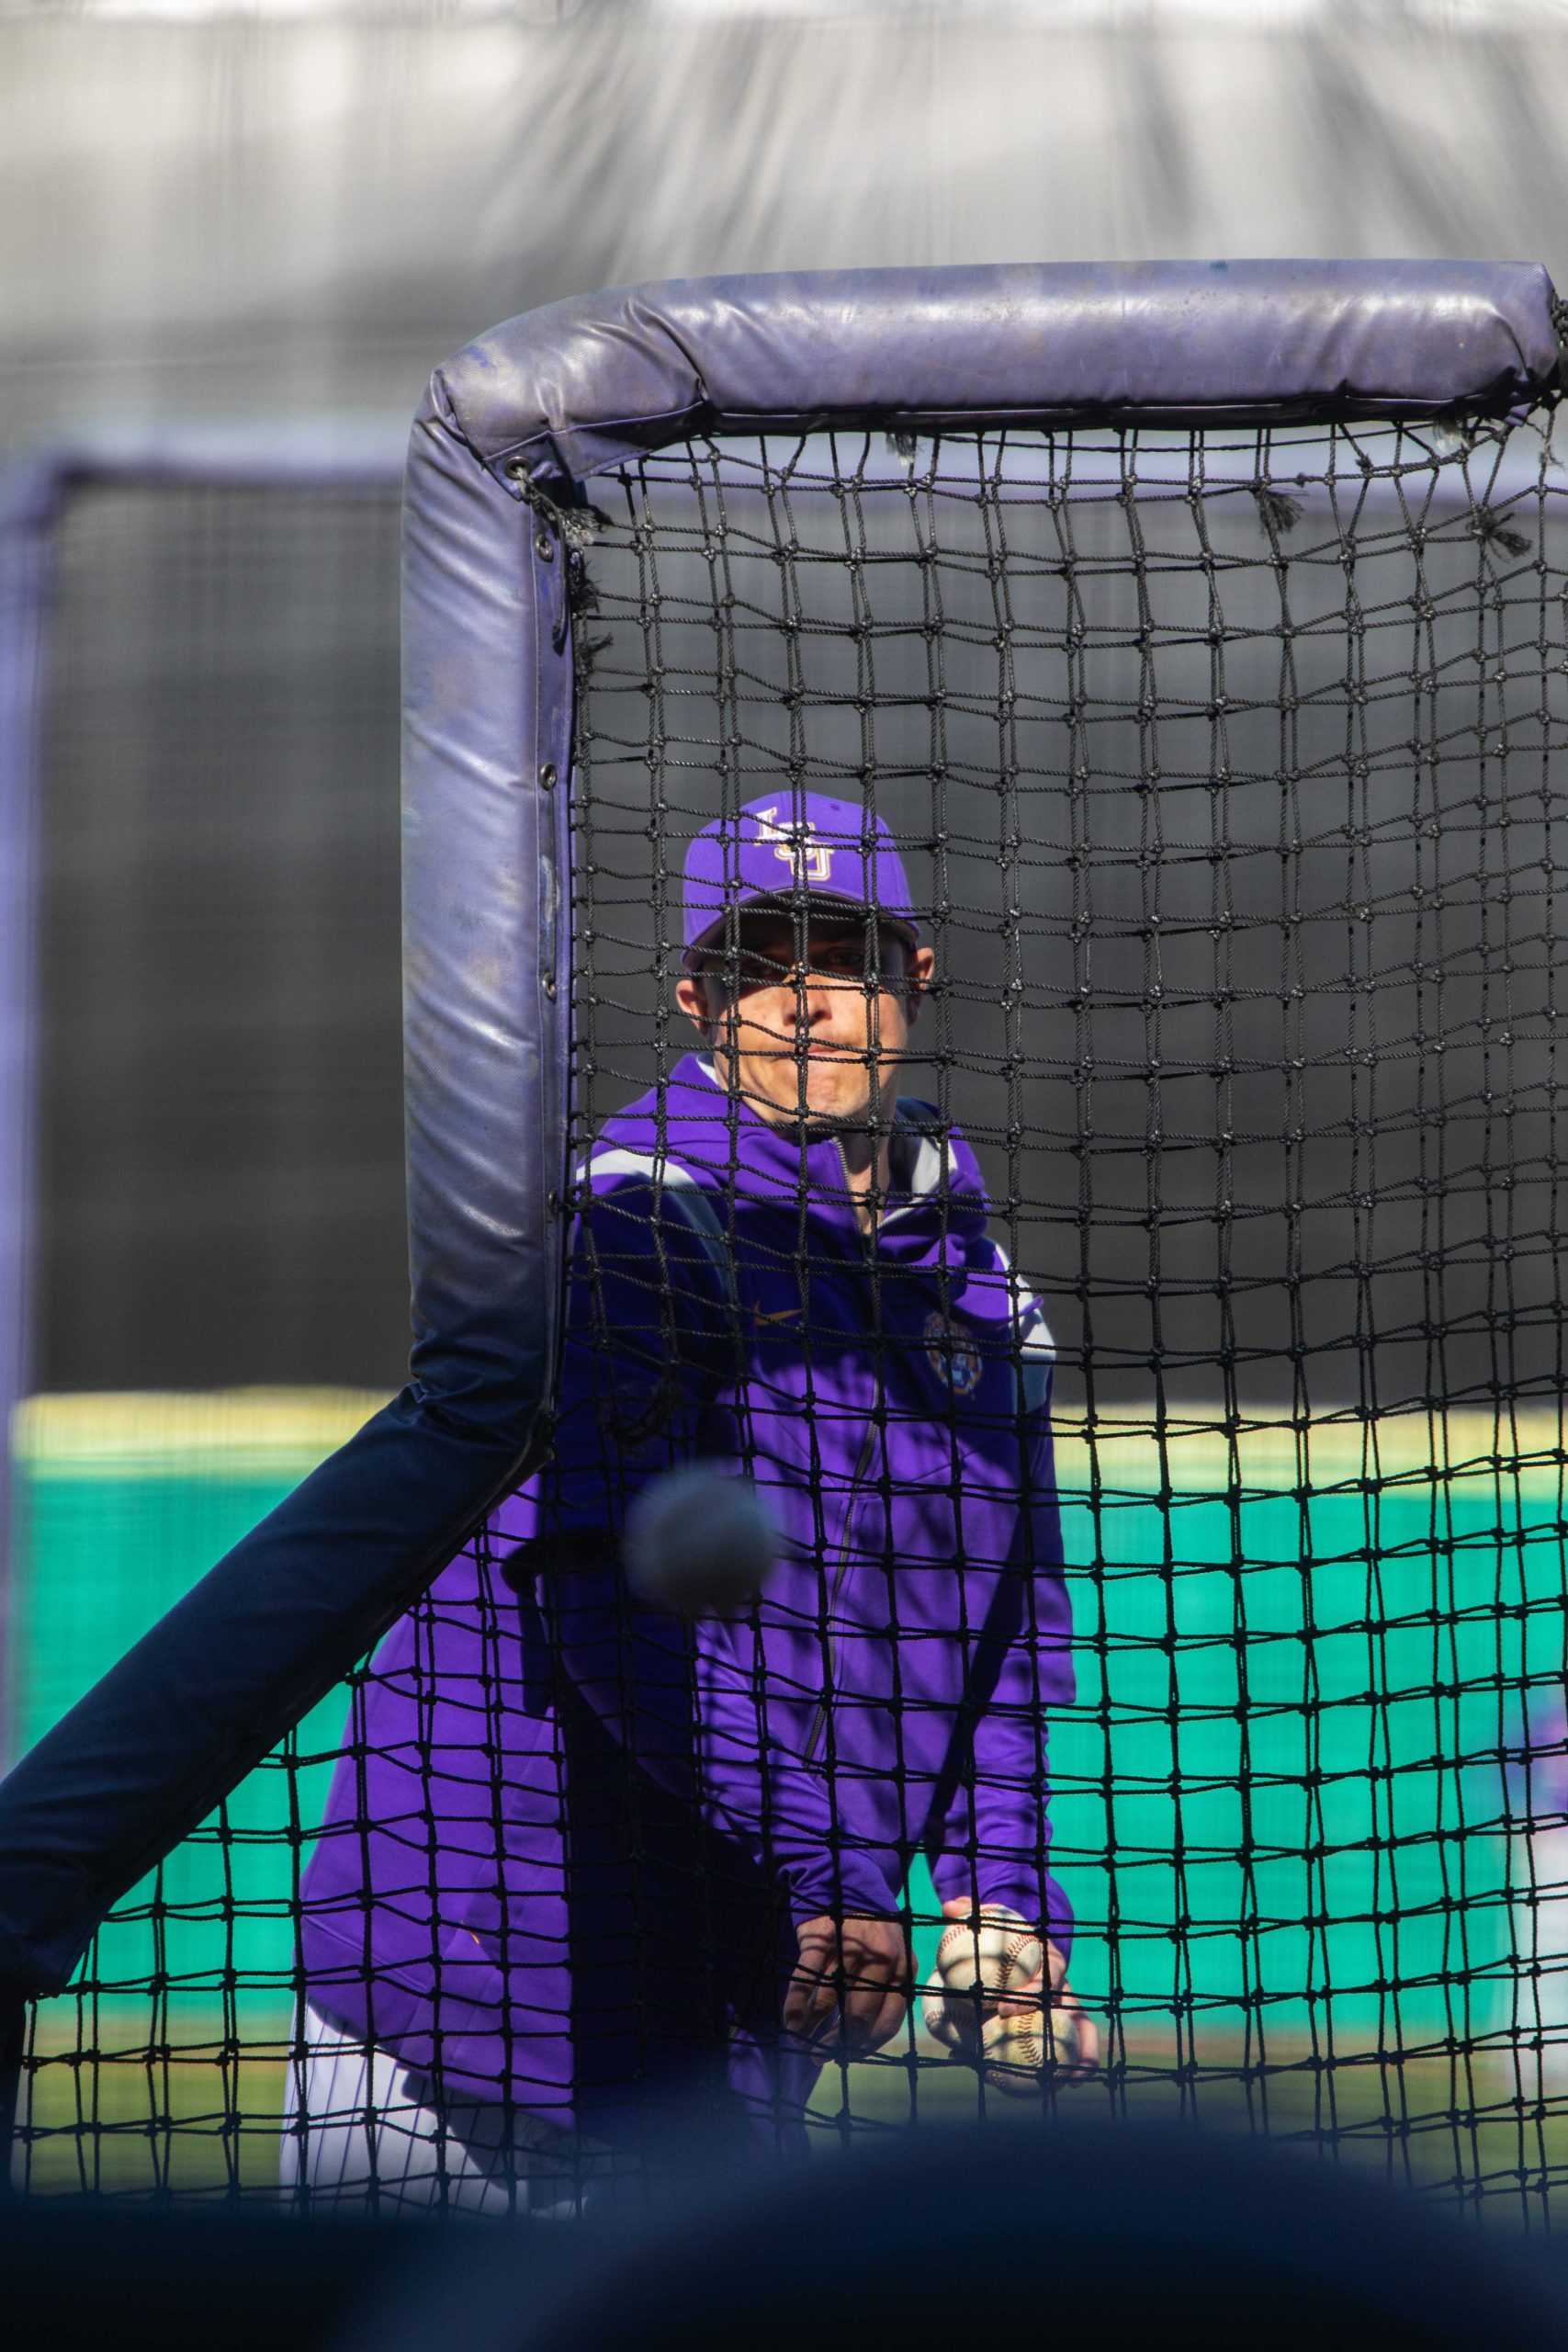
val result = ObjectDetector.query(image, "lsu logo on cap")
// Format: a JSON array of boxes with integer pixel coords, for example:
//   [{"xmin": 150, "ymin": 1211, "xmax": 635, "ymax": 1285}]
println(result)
[
  {"xmin": 923, "ymin": 1309, "xmax": 983, "ymax": 1396},
  {"xmin": 754, "ymin": 806, "xmax": 836, "ymax": 887}
]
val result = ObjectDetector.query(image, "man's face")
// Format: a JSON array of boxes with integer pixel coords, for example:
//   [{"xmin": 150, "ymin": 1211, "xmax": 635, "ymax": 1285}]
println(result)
[{"xmin": 674, "ymin": 909, "xmax": 935, "ymax": 1128}]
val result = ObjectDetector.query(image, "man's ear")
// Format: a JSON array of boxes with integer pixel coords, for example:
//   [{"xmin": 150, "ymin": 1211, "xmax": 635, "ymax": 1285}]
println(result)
[
  {"xmin": 675, "ymin": 969, "xmax": 719, "ymax": 1041},
  {"xmin": 905, "ymin": 945, "xmax": 937, "ymax": 1024}
]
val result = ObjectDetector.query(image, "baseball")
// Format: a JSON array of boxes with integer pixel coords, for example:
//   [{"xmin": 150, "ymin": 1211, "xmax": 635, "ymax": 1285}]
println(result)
[
  {"xmin": 979, "ymin": 2007, "xmax": 1051, "ymax": 2094},
  {"xmin": 934, "ymin": 1905, "xmax": 1044, "ymax": 2005},
  {"xmin": 623, "ymin": 1463, "xmax": 781, "ymax": 1619},
  {"xmin": 923, "ymin": 1905, "xmax": 1044, "ymax": 2052}
]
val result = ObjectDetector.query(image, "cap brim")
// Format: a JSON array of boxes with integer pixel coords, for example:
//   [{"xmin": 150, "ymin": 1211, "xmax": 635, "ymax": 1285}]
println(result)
[{"xmin": 683, "ymin": 891, "xmax": 920, "ymax": 969}]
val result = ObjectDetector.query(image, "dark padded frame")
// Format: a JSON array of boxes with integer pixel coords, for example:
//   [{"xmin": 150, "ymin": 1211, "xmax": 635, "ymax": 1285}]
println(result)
[{"xmin": 0, "ymin": 261, "xmax": 1559, "ymax": 2030}]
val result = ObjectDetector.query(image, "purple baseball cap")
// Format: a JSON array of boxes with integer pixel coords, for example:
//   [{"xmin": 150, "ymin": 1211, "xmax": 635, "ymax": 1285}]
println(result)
[{"xmin": 682, "ymin": 792, "xmax": 920, "ymax": 968}]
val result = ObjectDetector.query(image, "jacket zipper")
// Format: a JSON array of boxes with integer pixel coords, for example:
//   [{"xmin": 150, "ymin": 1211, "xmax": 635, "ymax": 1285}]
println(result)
[{"xmin": 802, "ymin": 1411, "xmax": 880, "ymax": 1764}]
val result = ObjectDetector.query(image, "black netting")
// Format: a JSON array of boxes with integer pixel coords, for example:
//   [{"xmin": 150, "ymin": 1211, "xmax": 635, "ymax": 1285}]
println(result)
[
  {"xmin": 569, "ymin": 424, "xmax": 1567, "ymax": 1422},
  {"xmin": 15, "ymin": 409, "xmax": 1568, "ymax": 2221}
]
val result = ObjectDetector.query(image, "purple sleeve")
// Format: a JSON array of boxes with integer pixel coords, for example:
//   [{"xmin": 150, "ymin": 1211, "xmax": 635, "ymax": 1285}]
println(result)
[
  {"xmin": 529, "ymin": 1174, "xmax": 736, "ymax": 1526},
  {"xmin": 694, "ymin": 1622, "xmax": 904, "ymax": 1923},
  {"xmin": 546, "ymin": 1583, "xmax": 901, "ymax": 1925},
  {"xmin": 519, "ymin": 1175, "xmax": 901, "ymax": 1922},
  {"xmin": 927, "ymin": 1408, "xmax": 1077, "ymax": 1960}
]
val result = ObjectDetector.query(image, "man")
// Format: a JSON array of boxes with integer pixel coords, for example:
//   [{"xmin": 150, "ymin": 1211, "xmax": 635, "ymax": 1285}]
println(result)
[{"xmin": 287, "ymin": 790, "xmax": 1094, "ymax": 2212}]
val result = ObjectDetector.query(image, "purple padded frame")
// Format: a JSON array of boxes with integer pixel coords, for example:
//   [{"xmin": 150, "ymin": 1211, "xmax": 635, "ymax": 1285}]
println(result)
[
  {"xmin": 437, "ymin": 259, "xmax": 1562, "ymax": 493},
  {"xmin": 0, "ymin": 261, "xmax": 1560, "ymax": 2013}
]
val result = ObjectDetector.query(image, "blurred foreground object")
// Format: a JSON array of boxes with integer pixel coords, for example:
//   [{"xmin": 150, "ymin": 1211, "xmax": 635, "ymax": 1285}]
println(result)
[
  {"xmin": 623, "ymin": 1464, "xmax": 781, "ymax": 1618},
  {"xmin": 0, "ymin": 2199, "xmax": 400, "ymax": 2352},
  {"xmin": 332, "ymin": 2120, "xmax": 1568, "ymax": 2352}
]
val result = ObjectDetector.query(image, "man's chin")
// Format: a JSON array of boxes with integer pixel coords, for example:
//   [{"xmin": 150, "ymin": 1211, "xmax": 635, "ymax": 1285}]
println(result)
[
  {"xmin": 737, "ymin": 1067, "xmax": 874, "ymax": 1131},
  {"xmin": 799, "ymin": 1091, "xmax": 872, "ymax": 1131}
]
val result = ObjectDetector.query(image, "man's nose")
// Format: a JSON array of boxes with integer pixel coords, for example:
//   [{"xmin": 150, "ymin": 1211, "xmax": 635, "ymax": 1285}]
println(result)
[{"xmin": 795, "ymin": 967, "xmax": 839, "ymax": 1022}]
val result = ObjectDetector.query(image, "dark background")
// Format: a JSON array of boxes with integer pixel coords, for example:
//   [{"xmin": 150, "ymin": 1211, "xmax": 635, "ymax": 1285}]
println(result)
[{"xmin": 36, "ymin": 479, "xmax": 407, "ymax": 1388}]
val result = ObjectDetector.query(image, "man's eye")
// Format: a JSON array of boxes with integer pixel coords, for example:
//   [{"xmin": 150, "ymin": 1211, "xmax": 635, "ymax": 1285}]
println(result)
[{"xmin": 728, "ymin": 953, "xmax": 872, "ymax": 986}]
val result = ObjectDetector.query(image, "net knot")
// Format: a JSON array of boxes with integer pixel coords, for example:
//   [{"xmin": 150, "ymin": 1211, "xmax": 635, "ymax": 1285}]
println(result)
[{"xmin": 503, "ymin": 458, "xmax": 605, "ymax": 552}]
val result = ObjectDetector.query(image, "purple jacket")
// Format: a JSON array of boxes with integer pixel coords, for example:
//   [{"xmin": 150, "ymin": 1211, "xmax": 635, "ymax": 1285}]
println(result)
[{"xmin": 300, "ymin": 1056, "xmax": 1072, "ymax": 2140}]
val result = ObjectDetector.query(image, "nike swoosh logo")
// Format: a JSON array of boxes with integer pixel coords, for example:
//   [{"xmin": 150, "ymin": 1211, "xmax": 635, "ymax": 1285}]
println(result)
[{"xmin": 753, "ymin": 1304, "xmax": 803, "ymax": 1325}]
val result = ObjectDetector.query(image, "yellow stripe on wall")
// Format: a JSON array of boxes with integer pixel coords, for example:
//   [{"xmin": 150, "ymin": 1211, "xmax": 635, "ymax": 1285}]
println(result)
[
  {"xmin": 11, "ymin": 1388, "xmax": 390, "ymax": 1478},
  {"xmin": 10, "ymin": 1389, "xmax": 1566, "ymax": 1496},
  {"xmin": 1052, "ymin": 1406, "xmax": 1568, "ymax": 1495}
]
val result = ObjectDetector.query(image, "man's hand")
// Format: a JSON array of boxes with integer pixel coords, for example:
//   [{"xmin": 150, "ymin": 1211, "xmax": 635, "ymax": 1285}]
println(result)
[
  {"xmin": 784, "ymin": 1913, "xmax": 912, "ymax": 2059},
  {"xmin": 933, "ymin": 1897, "xmax": 1100, "ymax": 2085}
]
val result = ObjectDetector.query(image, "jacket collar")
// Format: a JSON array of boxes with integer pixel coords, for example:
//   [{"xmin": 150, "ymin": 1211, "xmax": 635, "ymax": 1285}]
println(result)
[{"xmin": 640, "ymin": 1053, "xmax": 1020, "ymax": 1326}]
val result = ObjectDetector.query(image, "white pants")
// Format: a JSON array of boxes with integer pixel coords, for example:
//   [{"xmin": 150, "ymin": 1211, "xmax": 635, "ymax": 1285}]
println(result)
[
  {"xmin": 1512, "ymin": 1825, "xmax": 1568, "ymax": 2098},
  {"xmin": 278, "ymin": 2005, "xmax": 612, "ymax": 2217}
]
